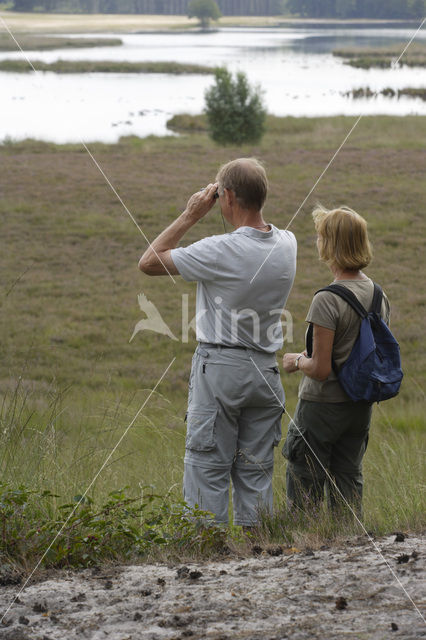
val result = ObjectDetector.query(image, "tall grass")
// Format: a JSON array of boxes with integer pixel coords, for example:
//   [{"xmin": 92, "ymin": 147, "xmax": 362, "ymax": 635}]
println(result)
[
  {"xmin": 0, "ymin": 379, "xmax": 424, "ymax": 568},
  {"xmin": 0, "ymin": 379, "xmax": 185, "ymax": 499}
]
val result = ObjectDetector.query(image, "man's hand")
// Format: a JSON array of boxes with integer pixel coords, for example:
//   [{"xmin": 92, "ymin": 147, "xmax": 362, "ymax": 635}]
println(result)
[
  {"xmin": 184, "ymin": 183, "xmax": 219, "ymax": 222},
  {"xmin": 139, "ymin": 181, "xmax": 219, "ymax": 277}
]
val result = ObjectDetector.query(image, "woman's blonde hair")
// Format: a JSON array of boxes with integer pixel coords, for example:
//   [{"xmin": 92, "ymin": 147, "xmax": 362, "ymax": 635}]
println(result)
[{"xmin": 313, "ymin": 204, "xmax": 372, "ymax": 271}]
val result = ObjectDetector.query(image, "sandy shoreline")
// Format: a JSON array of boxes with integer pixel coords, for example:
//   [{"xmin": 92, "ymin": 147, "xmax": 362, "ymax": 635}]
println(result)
[{"xmin": 0, "ymin": 533, "xmax": 424, "ymax": 640}]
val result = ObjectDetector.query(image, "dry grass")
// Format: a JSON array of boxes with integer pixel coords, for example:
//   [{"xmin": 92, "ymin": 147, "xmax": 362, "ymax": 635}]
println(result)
[{"xmin": 0, "ymin": 12, "xmax": 287, "ymax": 34}]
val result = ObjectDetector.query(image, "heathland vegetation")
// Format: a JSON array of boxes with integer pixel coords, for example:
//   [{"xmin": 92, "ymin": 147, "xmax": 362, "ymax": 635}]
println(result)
[
  {"xmin": 0, "ymin": 58, "xmax": 215, "ymax": 73},
  {"xmin": 0, "ymin": 33, "xmax": 122, "ymax": 49},
  {"xmin": 333, "ymin": 42, "xmax": 426, "ymax": 68},
  {"xmin": 1, "ymin": 114, "xmax": 425, "ymax": 570}
]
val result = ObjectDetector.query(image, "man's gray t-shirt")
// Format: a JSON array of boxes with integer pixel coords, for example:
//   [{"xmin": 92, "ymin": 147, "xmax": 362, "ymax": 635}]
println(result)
[{"xmin": 171, "ymin": 225, "xmax": 297, "ymax": 353}]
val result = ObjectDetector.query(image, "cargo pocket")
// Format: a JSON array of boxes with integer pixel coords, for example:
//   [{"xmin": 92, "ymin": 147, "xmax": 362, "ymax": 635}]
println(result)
[
  {"xmin": 185, "ymin": 408, "xmax": 217, "ymax": 452},
  {"xmin": 282, "ymin": 419, "xmax": 306, "ymax": 463}
]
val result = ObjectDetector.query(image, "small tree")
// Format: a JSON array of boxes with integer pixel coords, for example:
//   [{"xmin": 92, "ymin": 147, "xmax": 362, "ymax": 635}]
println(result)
[
  {"xmin": 204, "ymin": 67, "xmax": 266, "ymax": 146},
  {"xmin": 188, "ymin": 0, "xmax": 221, "ymax": 30}
]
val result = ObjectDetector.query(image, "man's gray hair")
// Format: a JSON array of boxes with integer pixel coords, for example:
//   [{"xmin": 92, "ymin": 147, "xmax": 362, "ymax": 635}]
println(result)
[{"xmin": 216, "ymin": 158, "xmax": 268, "ymax": 211}]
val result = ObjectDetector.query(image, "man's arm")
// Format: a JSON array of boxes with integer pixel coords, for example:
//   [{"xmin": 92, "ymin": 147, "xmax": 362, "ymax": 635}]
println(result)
[{"xmin": 139, "ymin": 182, "xmax": 218, "ymax": 276}]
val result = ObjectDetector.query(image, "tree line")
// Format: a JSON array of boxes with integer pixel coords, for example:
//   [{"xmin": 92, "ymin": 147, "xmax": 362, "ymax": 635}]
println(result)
[
  {"xmin": 287, "ymin": 0, "xmax": 425, "ymax": 18},
  {"xmin": 11, "ymin": 0, "xmax": 425, "ymax": 17}
]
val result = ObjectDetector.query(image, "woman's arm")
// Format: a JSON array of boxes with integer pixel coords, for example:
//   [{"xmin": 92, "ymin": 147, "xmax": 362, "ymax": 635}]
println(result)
[{"xmin": 282, "ymin": 324, "xmax": 334, "ymax": 382}]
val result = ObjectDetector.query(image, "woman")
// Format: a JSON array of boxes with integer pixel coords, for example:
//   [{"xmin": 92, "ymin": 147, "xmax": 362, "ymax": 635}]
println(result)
[{"xmin": 282, "ymin": 204, "xmax": 390, "ymax": 515}]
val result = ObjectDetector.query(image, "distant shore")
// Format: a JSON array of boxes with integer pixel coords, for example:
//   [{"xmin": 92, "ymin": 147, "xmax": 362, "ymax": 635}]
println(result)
[{"xmin": 0, "ymin": 11, "xmax": 421, "ymax": 34}]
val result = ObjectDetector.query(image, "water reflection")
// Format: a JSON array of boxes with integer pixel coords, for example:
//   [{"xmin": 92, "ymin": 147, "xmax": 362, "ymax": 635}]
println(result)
[{"xmin": 0, "ymin": 26, "xmax": 425, "ymax": 143}]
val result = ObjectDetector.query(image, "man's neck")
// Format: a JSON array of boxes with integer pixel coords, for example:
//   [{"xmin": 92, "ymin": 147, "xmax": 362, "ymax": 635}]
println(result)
[{"xmin": 233, "ymin": 209, "xmax": 270, "ymax": 231}]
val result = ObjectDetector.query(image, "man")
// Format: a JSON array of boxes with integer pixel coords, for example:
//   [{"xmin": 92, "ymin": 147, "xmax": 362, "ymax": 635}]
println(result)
[{"xmin": 139, "ymin": 158, "xmax": 296, "ymax": 527}]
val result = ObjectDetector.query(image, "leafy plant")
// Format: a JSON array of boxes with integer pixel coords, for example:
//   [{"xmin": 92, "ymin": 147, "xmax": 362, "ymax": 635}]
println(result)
[
  {"xmin": 204, "ymin": 67, "xmax": 266, "ymax": 145},
  {"xmin": 0, "ymin": 483, "xmax": 229, "ymax": 569}
]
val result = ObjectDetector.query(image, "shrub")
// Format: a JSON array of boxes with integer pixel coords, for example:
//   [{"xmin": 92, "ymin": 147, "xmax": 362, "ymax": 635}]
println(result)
[
  {"xmin": 204, "ymin": 67, "xmax": 266, "ymax": 146},
  {"xmin": 188, "ymin": 0, "xmax": 221, "ymax": 30}
]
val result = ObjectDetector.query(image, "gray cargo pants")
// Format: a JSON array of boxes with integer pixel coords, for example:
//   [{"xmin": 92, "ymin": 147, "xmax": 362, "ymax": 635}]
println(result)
[
  {"xmin": 283, "ymin": 399, "xmax": 372, "ymax": 514},
  {"xmin": 183, "ymin": 344, "xmax": 284, "ymax": 526}
]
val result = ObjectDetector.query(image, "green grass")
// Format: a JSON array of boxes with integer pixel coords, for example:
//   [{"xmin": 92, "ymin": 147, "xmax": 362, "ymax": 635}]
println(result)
[
  {"xmin": 0, "ymin": 115, "xmax": 425, "ymax": 567},
  {"xmin": 0, "ymin": 33, "xmax": 123, "ymax": 51},
  {"xmin": 0, "ymin": 58, "xmax": 216, "ymax": 74}
]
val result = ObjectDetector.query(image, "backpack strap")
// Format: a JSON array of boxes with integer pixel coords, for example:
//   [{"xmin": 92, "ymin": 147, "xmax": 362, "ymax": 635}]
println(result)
[
  {"xmin": 315, "ymin": 284, "xmax": 368, "ymax": 318},
  {"xmin": 305, "ymin": 283, "xmax": 375, "ymax": 360},
  {"xmin": 371, "ymin": 282, "xmax": 383, "ymax": 315}
]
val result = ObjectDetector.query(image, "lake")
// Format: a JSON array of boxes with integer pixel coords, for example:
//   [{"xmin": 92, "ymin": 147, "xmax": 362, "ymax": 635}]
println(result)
[{"xmin": 1, "ymin": 25, "xmax": 425, "ymax": 143}]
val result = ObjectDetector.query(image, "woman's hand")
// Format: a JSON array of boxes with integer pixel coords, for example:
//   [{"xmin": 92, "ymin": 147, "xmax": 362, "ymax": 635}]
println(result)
[
  {"xmin": 286, "ymin": 325, "xmax": 334, "ymax": 382},
  {"xmin": 282, "ymin": 352, "xmax": 303, "ymax": 374}
]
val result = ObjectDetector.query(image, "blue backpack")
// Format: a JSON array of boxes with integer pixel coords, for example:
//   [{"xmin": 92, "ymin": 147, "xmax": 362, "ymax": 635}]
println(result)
[{"xmin": 306, "ymin": 283, "xmax": 403, "ymax": 403}]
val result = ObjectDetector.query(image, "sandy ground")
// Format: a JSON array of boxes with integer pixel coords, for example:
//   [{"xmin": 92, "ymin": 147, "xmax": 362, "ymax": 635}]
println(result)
[{"xmin": 0, "ymin": 533, "xmax": 424, "ymax": 640}]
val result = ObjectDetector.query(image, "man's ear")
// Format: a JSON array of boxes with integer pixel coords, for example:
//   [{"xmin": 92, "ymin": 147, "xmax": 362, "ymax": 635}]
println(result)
[{"xmin": 224, "ymin": 188, "xmax": 235, "ymax": 207}]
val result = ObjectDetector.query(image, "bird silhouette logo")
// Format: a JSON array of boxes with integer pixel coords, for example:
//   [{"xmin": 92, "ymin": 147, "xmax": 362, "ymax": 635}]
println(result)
[{"xmin": 129, "ymin": 293, "xmax": 178, "ymax": 343}]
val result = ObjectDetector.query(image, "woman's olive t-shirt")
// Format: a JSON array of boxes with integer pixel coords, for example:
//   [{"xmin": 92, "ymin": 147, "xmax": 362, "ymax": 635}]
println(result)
[{"xmin": 298, "ymin": 278, "xmax": 390, "ymax": 403}]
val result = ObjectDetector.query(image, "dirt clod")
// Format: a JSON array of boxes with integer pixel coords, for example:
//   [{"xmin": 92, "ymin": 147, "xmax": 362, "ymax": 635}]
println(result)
[
  {"xmin": 189, "ymin": 571, "xmax": 202, "ymax": 580},
  {"xmin": 266, "ymin": 545, "xmax": 283, "ymax": 557},
  {"xmin": 18, "ymin": 616, "xmax": 29, "ymax": 625},
  {"xmin": 70, "ymin": 592, "xmax": 86, "ymax": 602},
  {"xmin": 32, "ymin": 601, "xmax": 48, "ymax": 613},
  {"xmin": 391, "ymin": 622, "xmax": 399, "ymax": 631},
  {"xmin": 396, "ymin": 554, "xmax": 410, "ymax": 564},
  {"xmin": 0, "ymin": 568, "xmax": 22, "ymax": 587},
  {"xmin": 394, "ymin": 532, "xmax": 405, "ymax": 542},
  {"xmin": 3, "ymin": 629, "xmax": 30, "ymax": 640},
  {"xmin": 176, "ymin": 567, "xmax": 190, "ymax": 579},
  {"xmin": 335, "ymin": 596, "xmax": 348, "ymax": 610},
  {"xmin": 251, "ymin": 545, "xmax": 263, "ymax": 556}
]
